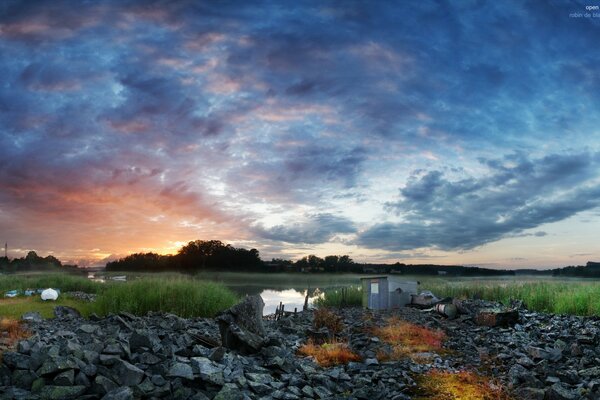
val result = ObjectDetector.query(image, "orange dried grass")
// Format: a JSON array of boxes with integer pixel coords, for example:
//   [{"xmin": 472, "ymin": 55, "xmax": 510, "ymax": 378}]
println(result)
[
  {"xmin": 415, "ymin": 370, "xmax": 512, "ymax": 400},
  {"xmin": 0, "ymin": 318, "xmax": 29, "ymax": 341},
  {"xmin": 298, "ymin": 340, "xmax": 361, "ymax": 367},
  {"xmin": 373, "ymin": 317, "xmax": 446, "ymax": 360}
]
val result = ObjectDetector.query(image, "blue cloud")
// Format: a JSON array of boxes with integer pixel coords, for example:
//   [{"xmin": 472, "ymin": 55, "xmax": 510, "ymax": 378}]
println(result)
[
  {"xmin": 253, "ymin": 213, "xmax": 356, "ymax": 244},
  {"xmin": 357, "ymin": 152, "xmax": 600, "ymax": 251}
]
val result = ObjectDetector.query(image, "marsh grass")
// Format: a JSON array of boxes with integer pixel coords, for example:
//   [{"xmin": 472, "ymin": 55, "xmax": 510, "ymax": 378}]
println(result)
[
  {"xmin": 314, "ymin": 286, "xmax": 362, "ymax": 308},
  {"xmin": 421, "ymin": 280, "xmax": 600, "ymax": 316},
  {"xmin": 92, "ymin": 278, "xmax": 239, "ymax": 318},
  {"xmin": 0, "ymin": 273, "xmax": 102, "ymax": 294},
  {"xmin": 0, "ymin": 273, "xmax": 239, "ymax": 318}
]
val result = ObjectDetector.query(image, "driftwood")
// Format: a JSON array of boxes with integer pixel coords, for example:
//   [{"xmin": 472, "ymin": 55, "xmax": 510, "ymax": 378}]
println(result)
[{"xmin": 189, "ymin": 332, "xmax": 220, "ymax": 348}]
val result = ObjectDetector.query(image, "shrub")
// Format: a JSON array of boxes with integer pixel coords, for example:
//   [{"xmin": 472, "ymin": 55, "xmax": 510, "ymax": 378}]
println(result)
[{"xmin": 313, "ymin": 308, "xmax": 345, "ymax": 335}]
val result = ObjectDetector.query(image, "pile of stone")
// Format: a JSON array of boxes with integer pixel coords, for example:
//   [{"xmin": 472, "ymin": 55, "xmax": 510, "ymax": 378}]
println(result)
[
  {"xmin": 63, "ymin": 292, "xmax": 97, "ymax": 303},
  {"xmin": 1, "ymin": 296, "xmax": 600, "ymax": 399}
]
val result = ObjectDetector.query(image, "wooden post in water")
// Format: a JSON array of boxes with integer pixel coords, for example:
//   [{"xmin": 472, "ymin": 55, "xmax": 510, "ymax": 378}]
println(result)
[{"xmin": 303, "ymin": 288, "xmax": 310, "ymax": 311}]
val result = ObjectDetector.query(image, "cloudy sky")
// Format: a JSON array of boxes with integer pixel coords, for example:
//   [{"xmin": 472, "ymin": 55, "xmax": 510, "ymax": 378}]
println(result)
[{"xmin": 1, "ymin": 0, "xmax": 599, "ymax": 268}]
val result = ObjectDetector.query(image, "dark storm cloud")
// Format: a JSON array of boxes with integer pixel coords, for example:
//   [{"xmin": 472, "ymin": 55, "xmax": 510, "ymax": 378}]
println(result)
[
  {"xmin": 357, "ymin": 152, "xmax": 600, "ymax": 251},
  {"xmin": 253, "ymin": 213, "xmax": 356, "ymax": 244}
]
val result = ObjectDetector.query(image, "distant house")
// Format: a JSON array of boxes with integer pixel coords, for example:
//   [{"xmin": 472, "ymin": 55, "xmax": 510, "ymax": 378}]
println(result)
[{"xmin": 437, "ymin": 270, "xmax": 448, "ymax": 275}]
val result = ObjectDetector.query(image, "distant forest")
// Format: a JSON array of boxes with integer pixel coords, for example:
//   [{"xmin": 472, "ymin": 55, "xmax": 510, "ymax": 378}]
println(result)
[
  {"xmin": 551, "ymin": 261, "xmax": 600, "ymax": 278},
  {"xmin": 105, "ymin": 239, "xmax": 514, "ymax": 276},
  {"xmin": 0, "ymin": 251, "xmax": 78, "ymax": 273}
]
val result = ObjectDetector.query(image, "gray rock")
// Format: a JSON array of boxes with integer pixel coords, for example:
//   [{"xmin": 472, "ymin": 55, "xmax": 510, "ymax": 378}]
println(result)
[
  {"xmin": 11, "ymin": 369, "xmax": 38, "ymax": 390},
  {"xmin": 52, "ymin": 369, "xmax": 75, "ymax": 386},
  {"xmin": 94, "ymin": 375, "xmax": 119, "ymax": 395},
  {"xmin": 217, "ymin": 295, "xmax": 266, "ymax": 354},
  {"xmin": 101, "ymin": 387, "xmax": 134, "ymax": 400},
  {"xmin": 246, "ymin": 373, "xmax": 273, "ymax": 385},
  {"xmin": 544, "ymin": 383, "xmax": 579, "ymax": 400},
  {"xmin": 112, "ymin": 359, "xmax": 144, "ymax": 386},
  {"xmin": 214, "ymin": 383, "xmax": 243, "ymax": 400},
  {"xmin": 2, "ymin": 352, "xmax": 30, "ymax": 369},
  {"xmin": 137, "ymin": 378, "xmax": 155, "ymax": 393},
  {"xmin": 209, "ymin": 346, "xmax": 226, "ymax": 362},
  {"xmin": 78, "ymin": 324, "xmax": 98, "ymax": 334},
  {"xmin": 168, "ymin": 362, "xmax": 194, "ymax": 380},
  {"xmin": 21, "ymin": 312, "xmax": 43, "ymax": 322},
  {"xmin": 138, "ymin": 352, "xmax": 161, "ymax": 365},
  {"xmin": 53, "ymin": 306, "xmax": 81, "ymax": 319},
  {"xmin": 129, "ymin": 330, "xmax": 153, "ymax": 351},
  {"xmin": 75, "ymin": 372, "xmax": 91, "ymax": 387},
  {"xmin": 578, "ymin": 366, "xmax": 600, "ymax": 378},
  {"xmin": 248, "ymin": 380, "xmax": 271, "ymax": 395},
  {"xmin": 151, "ymin": 374, "xmax": 167, "ymax": 386},
  {"xmin": 37, "ymin": 357, "xmax": 77, "ymax": 376},
  {"xmin": 528, "ymin": 346, "xmax": 562, "ymax": 362},
  {"xmin": 191, "ymin": 357, "xmax": 224, "ymax": 386},
  {"xmin": 39, "ymin": 385, "xmax": 86, "ymax": 400}
]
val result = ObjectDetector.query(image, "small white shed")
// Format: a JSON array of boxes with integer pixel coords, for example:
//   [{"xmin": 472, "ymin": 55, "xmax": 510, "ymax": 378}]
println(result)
[{"xmin": 361, "ymin": 276, "xmax": 418, "ymax": 310}]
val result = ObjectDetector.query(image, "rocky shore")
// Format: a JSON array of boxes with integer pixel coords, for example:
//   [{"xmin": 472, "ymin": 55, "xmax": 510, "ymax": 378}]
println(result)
[{"xmin": 1, "ymin": 298, "xmax": 600, "ymax": 400}]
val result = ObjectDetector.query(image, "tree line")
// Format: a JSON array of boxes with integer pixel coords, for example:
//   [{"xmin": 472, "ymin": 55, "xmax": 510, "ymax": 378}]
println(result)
[
  {"xmin": 551, "ymin": 261, "xmax": 600, "ymax": 278},
  {"xmin": 0, "ymin": 251, "xmax": 77, "ymax": 273},
  {"xmin": 106, "ymin": 240, "xmax": 263, "ymax": 272}
]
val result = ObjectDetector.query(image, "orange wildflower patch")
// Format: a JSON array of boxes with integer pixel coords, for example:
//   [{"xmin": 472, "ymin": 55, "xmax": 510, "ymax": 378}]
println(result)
[
  {"xmin": 414, "ymin": 370, "xmax": 512, "ymax": 400},
  {"xmin": 298, "ymin": 340, "xmax": 361, "ymax": 367},
  {"xmin": 373, "ymin": 317, "xmax": 446, "ymax": 360}
]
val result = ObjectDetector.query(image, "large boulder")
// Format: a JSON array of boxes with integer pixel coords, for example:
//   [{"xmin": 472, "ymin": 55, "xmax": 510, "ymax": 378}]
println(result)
[{"xmin": 216, "ymin": 295, "xmax": 266, "ymax": 354}]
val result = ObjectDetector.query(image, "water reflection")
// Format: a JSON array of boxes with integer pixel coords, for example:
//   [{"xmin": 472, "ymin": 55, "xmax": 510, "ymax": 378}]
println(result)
[{"xmin": 258, "ymin": 289, "xmax": 323, "ymax": 315}]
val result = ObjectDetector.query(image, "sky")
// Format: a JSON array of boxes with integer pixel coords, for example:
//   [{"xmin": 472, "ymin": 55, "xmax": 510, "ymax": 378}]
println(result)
[{"xmin": 1, "ymin": 0, "xmax": 599, "ymax": 268}]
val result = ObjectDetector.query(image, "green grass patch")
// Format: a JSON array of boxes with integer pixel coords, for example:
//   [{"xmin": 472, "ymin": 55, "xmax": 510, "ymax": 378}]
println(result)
[
  {"xmin": 0, "ymin": 296, "xmax": 95, "ymax": 319},
  {"xmin": 314, "ymin": 286, "xmax": 362, "ymax": 308},
  {"xmin": 92, "ymin": 278, "xmax": 239, "ymax": 318},
  {"xmin": 421, "ymin": 280, "xmax": 600, "ymax": 316}
]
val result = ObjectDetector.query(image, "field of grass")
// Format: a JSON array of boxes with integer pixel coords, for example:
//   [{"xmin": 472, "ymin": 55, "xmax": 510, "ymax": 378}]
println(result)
[
  {"xmin": 0, "ymin": 296, "xmax": 96, "ymax": 319},
  {"xmin": 314, "ymin": 277, "xmax": 600, "ymax": 316},
  {"xmin": 420, "ymin": 280, "xmax": 600, "ymax": 316},
  {"xmin": 93, "ymin": 278, "xmax": 238, "ymax": 318},
  {"xmin": 0, "ymin": 273, "xmax": 238, "ymax": 319}
]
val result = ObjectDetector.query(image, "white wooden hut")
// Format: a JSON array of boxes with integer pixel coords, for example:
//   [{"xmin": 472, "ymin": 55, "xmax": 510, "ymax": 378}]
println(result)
[{"xmin": 360, "ymin": 276, "xmax": 418, "ymax": 310}]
